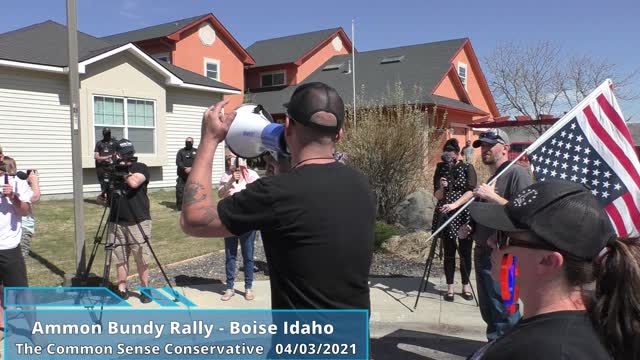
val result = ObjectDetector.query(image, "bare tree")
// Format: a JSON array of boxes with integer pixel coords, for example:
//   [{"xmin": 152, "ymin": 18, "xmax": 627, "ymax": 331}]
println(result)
[
  {"xmin": 561, "ymin": 55, "xmax": 639, "ymax": 120},
  {"xmin": 484, "ymin": 41, "xmax": 564, "ymax": 136},
  {"xmin": 485, "ymin": 42, "xmax": 639, "ymax": 133}
]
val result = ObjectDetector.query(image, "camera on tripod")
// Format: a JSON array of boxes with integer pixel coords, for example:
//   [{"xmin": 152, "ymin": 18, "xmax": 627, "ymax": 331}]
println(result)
[{"xmin": 102, "ymin": 155, "xmax": 137, "ymax": 190}]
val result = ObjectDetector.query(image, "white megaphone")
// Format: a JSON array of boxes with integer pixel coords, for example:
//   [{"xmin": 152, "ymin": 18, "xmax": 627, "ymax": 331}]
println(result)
[{"xmin": 226, "ymin": 104, "xmax": 290, "ymax": 159}]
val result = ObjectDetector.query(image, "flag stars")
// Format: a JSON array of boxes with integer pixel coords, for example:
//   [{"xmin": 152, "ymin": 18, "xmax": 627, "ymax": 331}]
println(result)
[
  {"xmin": 603, "ymin": 181, "xmax": 610, "ymax": 188},
  {"xmin": 561, "ymin": 131, "xmax": 567, "ymax": 137},
  {"xmin": 592, "ymin": 189, "xmax": 599, "ymax": 197},
  {"xmin": 584, "ymin": 148, "xmax": 591, "ymax": 155},
  {"xmin": 581, "ymin": 167, "xmax": 589, "ymax": 175},
  {"xmin": 576, "ymin": 135, "xmax": 583, "ymax": 142},
  {"xmin": 572, "ymin": 165, "xmax": 580, "ymax": 172},
  {"xmin": 561, "ymin": 163, "xmax": 568, "ymax": 170},
  {"xmin": 593, "ymin": 169, "xmax": 601, "ymax": 177},
  {"xmin": 602, "ymin": 191, "xmax": 610, "ymax": 199},
  {"xmin": 563, "ymin": 153, "xmax": 570, "ymax": 160},
  {"xmin": 614, "ymin": 183, "xmax": 622, "ymax": 191},
  {"xmin": 593, "ymin": 159, "xmax": 601, "ymax": 167},
  {"xmin": 571, "ymin": 123, "xmax": 577, "ymax": 130},
  {"xmin": 552, "ymin": 160, "xmax": 559, "ymax": 167},
  {"xmin": 555, "ymin": 150, "xmax": 562, "ymax": 157},
  {"xmin": 551, "ymin": 139, "xmax": 557, "ymax": 146},
  {"xmin": 573, "ymin": 155, "xmax": 581, "ymax": 162},
  {"xmin": 583, "ymin": 157, "xmax": 590, "ymax": 165},
  {"xmin": 559, "ymin": 172, "xmax": 567, "ymax": 180},
  {"xmin": 575, "ymin": 145, "xmax": 583, "ymax": 152},
  {"xmin": 591, "ymin": 178, "xmax": 600, "ymax": 187},
  {"xmin": 604, "ymin": 171, "xmax": 612, "ymax": 178},
  {"xmin": 545, "ymin": 158, "xmax": 551, "ymax": 165},
  {"xmin": 570, "ymin": 175, "xmax": 578, "ymax": 182},
  {"xmin": 550, "ymin": 170, "xmax": 557, "ymax": 177},
  {"xmin": 581, "ymin": 177, "xmax": 588, "ymax": 184},
  {"xmin": 567, "ymin": 133, "xmax": 574, "ymax": 140},
  {"xmin": 542, "ymin": 146, "xmax": 547, "ymax": 154},
  {"xmin": 542, "ymin": 168, "xmax": 549, "ymax": 175},
  {"xmin": 565, "ymin": 143, "xmax": 572, "ymax": 150}
]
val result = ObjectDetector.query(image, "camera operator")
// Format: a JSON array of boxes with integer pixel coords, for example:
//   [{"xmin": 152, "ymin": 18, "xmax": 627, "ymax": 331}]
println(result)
[
  {"xmin": 431, "ymin": 139, "xmax": 477, "ymax": 302},
  {"xmin": 175, "ymin": 137, "xmax": 197, "ymax": 211},
  {"xmin": 107, "ymin": 139, "xmax": 153, "ymax": 303},
  {"xmin": 94, "ymin": 127, "xmax": 116, "ymax": 203}
]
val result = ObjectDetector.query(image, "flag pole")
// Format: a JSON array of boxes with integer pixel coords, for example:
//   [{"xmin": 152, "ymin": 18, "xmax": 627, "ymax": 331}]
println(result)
[
  {"xmin": 351, "ymin": 19, "xmax": 357, "ymax": 130},
  {"xmin": 414, "ymin": 79, "xmax": 614, "ymax": 308}
]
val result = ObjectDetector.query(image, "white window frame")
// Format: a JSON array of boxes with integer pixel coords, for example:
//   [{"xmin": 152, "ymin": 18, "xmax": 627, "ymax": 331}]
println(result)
[
  {"xmin": 92, "ymin": 95, "xmax": 157, "ymax": 155},
  {"xmin": 204, "ymin": 58, "xmax": 220, "ymax": 81},
  {"xmin": 260, "ymin": 70, "xmax": 286, "ymax": 88},
  {"xmin": 457, "ymin": 62, "xmax": 468, "ymax": 89},
  {"xmin": 153, "ymin": 52, "xmax": 171, "ymax": 63}
]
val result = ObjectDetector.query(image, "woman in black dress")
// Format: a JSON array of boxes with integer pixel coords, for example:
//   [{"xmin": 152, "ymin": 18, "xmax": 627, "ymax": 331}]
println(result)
[{"xmin": 431, "ymin": 139, "xmax": 477, "ymax": 301}]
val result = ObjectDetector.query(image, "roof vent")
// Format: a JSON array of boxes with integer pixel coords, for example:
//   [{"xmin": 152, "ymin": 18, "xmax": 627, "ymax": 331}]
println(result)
[
  {"xmin": 343, "ymin": 60, "xmax": 352, "ymax": 74},
  {"xmin": 322, "ymin": 63, "xmax": 343, "ymax": 71},
  {"xmin": 380, "ymin": 55, "xmax": 405, "ymax": 64}
]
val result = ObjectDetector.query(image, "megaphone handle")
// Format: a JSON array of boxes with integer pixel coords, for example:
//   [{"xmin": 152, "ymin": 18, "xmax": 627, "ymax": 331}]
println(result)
[{"xmin": 235, "ymin": 158, "xmax": 239, "ymax": 184}]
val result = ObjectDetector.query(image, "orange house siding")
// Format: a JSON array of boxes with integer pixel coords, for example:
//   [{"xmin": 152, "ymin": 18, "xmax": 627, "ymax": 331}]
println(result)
[
  {"xmin": 433, "ymin": 72, "xmax": 467, "ymax": 102},
  {"xmin": 296, "ymin": 36, "xmax": 350, "ymax": 83},
  {"xmin": 171, "ymin": 24, "xmax": 246, "ymax": 110},
  {"xmin": 451, "ymin": 46, "xmax": 492, "ymax": 116}
]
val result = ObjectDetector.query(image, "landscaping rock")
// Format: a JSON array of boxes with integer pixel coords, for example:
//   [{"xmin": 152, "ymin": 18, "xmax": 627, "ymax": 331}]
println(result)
[{"xmin": 394, "ymin": 190, "xmax": 437, "ymax": 231}]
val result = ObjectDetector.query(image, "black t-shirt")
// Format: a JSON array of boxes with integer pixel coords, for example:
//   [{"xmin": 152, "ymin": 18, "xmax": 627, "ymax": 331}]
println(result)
[
  {"xmin": 94, "ymin": 139, "xmax": 116, "ymax": 168},
  {"xmin": 218, "ymin": 162, "xmax": 376, "ymax": 310},
  {"xmin": 108, "ymin": 162, "xmax": 151, "ymax": 223},
  {"xmin": 468, "ymin": 311, "xmax": 611, "ymax": 360}
]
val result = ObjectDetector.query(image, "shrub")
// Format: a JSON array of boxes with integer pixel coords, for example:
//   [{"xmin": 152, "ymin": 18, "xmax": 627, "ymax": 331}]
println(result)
[
  {"xmin": 374, "ymin": 222, "xmax": 399, "ymax": 251},
  {"xmin": 338, "ymin": 83, "xmax": 442, "ymax": 222}
]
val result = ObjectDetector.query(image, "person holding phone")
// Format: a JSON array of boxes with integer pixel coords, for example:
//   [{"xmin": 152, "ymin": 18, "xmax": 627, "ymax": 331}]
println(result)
[
  {"xmin": 431, "ymin": 139, "xmax": 477, "ymax": 302},
  {"xmin": 217, "ymin": 155, "xmax": 260, "ymax": 301}
]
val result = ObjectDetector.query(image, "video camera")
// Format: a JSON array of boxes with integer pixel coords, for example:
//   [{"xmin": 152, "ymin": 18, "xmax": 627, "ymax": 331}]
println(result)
[{"xmin": 102, "ymin": 155, "xmax": 137, "ymax": 190}]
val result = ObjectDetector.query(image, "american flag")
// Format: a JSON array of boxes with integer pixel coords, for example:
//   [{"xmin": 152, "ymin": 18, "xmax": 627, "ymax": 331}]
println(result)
[{"xmin": 527, "ymin": 80, "xmax": 640, "ymax": 237}]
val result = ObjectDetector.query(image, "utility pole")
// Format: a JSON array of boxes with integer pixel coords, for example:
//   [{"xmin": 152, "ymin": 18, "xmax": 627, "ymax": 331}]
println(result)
[
  {"xmin": 66, "ymin": 0, "xmax": 86, "ymax": 285},
  {"xmin": 351, "ymin": 19, "xmax": 357, "ymax": 129}
]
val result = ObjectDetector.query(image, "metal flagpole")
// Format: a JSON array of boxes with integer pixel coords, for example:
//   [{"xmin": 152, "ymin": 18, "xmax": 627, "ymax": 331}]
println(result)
[
  {"xmin": 413, "ymin": 79, "xmax": 616, "ymax": 308},
  {"xmin": 351, "ymin": 19, "xmax": 357, "ymax": 129},
  {"xmin": 66, "ymin": 0, "xmax": 86, "ymax": 285}
]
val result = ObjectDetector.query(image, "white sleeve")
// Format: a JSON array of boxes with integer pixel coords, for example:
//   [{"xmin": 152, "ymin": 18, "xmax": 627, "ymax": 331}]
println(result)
[{"xmin": 14, "ymin": 178, "xmax": 33, "ymax": 203}]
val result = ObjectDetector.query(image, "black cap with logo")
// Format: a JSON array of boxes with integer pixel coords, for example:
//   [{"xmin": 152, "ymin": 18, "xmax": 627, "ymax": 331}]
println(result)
[
  {"xmin": 115, "ymin": 138, "xmax": 135, "ymax": 157},
  {"xmin": 283, "ymin": 82, "xmax": 345, "ymax": 133},
  {"xmin": 470, "ymin": 180, "xmax": 616, "ymax": 260}
]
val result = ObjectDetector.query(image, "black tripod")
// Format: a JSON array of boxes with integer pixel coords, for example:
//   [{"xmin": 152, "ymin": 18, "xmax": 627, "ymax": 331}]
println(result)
[
  {"xmin": 84, "ymin": 181, "xmax": 177, "ymax": 304},
  {"xmin": 414, "ymin": 210, "xmax": 478, "ymax": 309}
]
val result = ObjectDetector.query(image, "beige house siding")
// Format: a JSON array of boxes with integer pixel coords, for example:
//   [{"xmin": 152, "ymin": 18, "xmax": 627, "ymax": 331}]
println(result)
[
  {"xmin": 0, "ymin": 67, "xmax": 72, "ymax": 195},
  {"xmin": 163, "ymin": 89, "xmax": 225, "ymax": 189},
  {"xmin": 0, "ymin": 52, "xmax": 226, "ymax": 196}
]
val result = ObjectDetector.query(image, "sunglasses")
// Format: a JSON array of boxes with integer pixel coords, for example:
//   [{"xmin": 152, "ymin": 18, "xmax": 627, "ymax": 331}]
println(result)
[{"xmin": 495, "ymin": 231, "xmax": 557, "ymax": 251}]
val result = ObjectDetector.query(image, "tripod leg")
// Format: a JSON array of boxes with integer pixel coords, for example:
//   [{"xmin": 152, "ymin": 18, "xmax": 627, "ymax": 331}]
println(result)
[
  {"xmin": 414, "ymin": 235, "xmax": 439, "ymax": 309},
  {"xmin": 85, "ymin": 202, "xmax": 111, "ymax": 282}
]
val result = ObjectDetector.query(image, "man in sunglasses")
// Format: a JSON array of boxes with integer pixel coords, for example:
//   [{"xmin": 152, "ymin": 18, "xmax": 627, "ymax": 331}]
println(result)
[{"xmin": 459, "ymin": 128, "xmax": 533, "ymax": 340}]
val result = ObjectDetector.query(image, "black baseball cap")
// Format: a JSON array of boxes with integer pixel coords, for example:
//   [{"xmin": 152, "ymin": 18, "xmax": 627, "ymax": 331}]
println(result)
[
  {"xmin": 473, "ymin": 129, "xmax": 510, "ymax": 148},
  {"xmin": 283, "ymin": 82, "xmax": 344, "ymax": 133},
  {"xmin": 115, "ymin": 138, "xmax": 135, "ymax": 156},
  {"xmin": 470, "ymin": 180, "xmax": 616, "ymax": 260}
]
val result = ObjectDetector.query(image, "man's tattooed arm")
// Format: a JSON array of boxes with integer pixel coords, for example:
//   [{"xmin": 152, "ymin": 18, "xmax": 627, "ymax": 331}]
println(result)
[{"xmin": 183, "ymin": 182, "xmax": 206, "ymax": 207}]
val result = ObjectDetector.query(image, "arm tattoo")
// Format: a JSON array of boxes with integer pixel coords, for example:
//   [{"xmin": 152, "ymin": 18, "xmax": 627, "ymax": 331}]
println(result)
[
  {"xmin": 191, "ymin": 206, "xmax": 218, "ymax": 228},
  {"xmin": 183, "ymin": 182, "xmax": 207, "ymax": 206}
]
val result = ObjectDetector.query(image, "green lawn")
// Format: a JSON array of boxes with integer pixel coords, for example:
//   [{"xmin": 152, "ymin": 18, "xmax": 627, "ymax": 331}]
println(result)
[{"xmin": 28, "ymin": 189, "xmax": 224, "ymax": 286}]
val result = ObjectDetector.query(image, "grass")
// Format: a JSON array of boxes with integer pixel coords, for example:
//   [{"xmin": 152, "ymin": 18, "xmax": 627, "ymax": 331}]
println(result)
[{"xmin": 28, "ymin": 189, "xmax": 224, "ymax": 286}]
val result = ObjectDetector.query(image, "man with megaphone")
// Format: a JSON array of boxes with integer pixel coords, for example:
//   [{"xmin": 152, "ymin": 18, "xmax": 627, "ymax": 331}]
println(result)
[{"xmin": 181, "ymin": 82, "xmax": 376, "ymax": 311}]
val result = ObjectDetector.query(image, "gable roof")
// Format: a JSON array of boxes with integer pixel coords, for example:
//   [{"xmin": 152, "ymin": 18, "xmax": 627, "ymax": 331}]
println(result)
[
  {"xmin": 101, "ymin": 14, "xmax": 206, "ymax": 45},
  {"xmin": 0, "ymin": 21, "xmax": 240, "ymax": 93},
  {"xmin": 101, "ymin": 13, "xmax": 255, "ymax": 65},
  {"xmin": 247, "ymin": 28, "xmax": 348, "ymax": 67},
  {"xmin": 251, "ymin": 38, "xmax": 486, "ymax": 115}
]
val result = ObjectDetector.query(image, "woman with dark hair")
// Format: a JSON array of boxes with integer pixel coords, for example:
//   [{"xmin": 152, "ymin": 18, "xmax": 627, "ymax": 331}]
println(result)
[
  {"xmin": 468, "ymin": 180, "xmax": 640, "ymax": 360},
  {"xmin": 431, "ymin": 138, "xmax": 477, "ymax": 301}
]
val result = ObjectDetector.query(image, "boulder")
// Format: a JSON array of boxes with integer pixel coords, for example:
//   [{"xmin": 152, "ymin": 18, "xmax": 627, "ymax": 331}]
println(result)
[{"xmin": 394, "ymin": 190, "xmax": 437, "ymax": 231}]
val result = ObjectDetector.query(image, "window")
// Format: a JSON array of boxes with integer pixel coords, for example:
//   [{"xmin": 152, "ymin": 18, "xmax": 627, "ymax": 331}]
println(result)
[
  {"xmin": 260, "ymin": 71, "xmax": 286, "ymax": 87},
  {"xmin": 94, "ymin": 96, "xmax": 156, "ymax": 154},
  {"xmin": 458, "ymin": 62, "xmax": 468, "ymax": 89},
  {"xmin": 204, "ymin": 58, "xmax": 220, "ymax": 80},
  {"xmin": 380, "ymin": 55, "xmax": 405, "ymax": 64}
]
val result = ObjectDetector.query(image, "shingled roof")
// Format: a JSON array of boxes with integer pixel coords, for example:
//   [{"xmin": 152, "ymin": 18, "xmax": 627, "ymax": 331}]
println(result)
[
  {"xmin": 246, "ymin": 28, "xmax": 342, "ymax": 67},
  {"xmin": 251, "ymin": 38, "xmax": 486, "ymax": 115},
  {"xmin": 101, "ymin": 14, "xmax": 207, "ymax": 45},
  {"xmin": 0, "ymin": 20, "xmax": 239, "ymax": 92}
]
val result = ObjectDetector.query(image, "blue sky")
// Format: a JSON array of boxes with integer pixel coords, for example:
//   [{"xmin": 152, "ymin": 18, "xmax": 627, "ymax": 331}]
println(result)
[{"xmin": 2, "ymin": 0, "xmax": 639, "ymax": 120}]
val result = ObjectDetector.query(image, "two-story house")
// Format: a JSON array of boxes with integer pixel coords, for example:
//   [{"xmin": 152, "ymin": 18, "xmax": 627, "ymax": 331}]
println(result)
[{"xmin": 102, "ymin": 13, "xmax": 255, "ymax": 111}]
